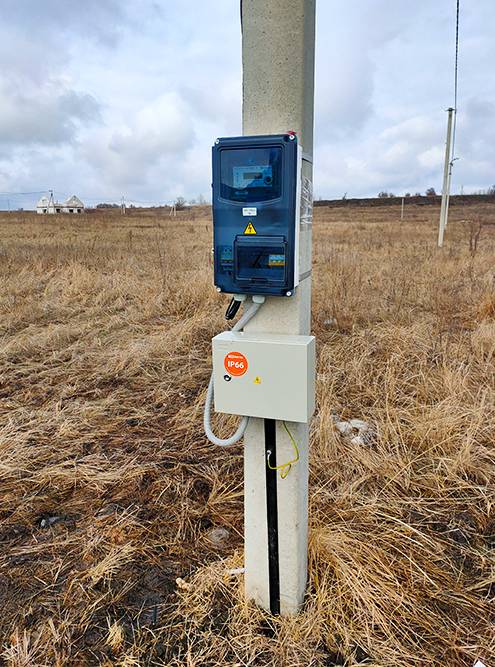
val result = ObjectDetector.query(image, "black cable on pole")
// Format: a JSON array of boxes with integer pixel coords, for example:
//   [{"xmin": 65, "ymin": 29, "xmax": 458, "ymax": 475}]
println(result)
[
  {"xmin": 264, "ymin": 418, "xmax": 280, "ymax": 615},
  {"xmin": 451, "ymin": 0, "xmax": 460, "ymax": 160}
]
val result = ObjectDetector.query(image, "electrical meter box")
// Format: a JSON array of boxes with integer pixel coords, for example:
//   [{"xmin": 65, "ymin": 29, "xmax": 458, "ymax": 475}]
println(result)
[
  {"xmin": 212, "ymin": 133, "xmax": 301, "ymax": 297},
  {"xmin": 212, "ymin": 331, "xmax": 315, "ymax": 423}
]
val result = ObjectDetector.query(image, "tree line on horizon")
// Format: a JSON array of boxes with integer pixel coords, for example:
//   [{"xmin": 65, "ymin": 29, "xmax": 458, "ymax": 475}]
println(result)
[{"xmin": 377, "ymin": 185, "xmax": 495, "ymax": 199}]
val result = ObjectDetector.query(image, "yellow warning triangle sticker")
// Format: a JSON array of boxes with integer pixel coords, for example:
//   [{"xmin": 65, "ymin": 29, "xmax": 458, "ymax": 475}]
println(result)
[
  {"xmin": 243, "ymin": 222, "xmax": 257, "ymax": 235},
  {"xmin": 254, "ymin": 376, "xmax": 261, "ymax": 384}
]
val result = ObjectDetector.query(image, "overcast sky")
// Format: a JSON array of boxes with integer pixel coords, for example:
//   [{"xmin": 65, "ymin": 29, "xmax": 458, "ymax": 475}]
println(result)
[{"xmin": 0, "ymin": 0, "xmax": 493, "ymax": 209}]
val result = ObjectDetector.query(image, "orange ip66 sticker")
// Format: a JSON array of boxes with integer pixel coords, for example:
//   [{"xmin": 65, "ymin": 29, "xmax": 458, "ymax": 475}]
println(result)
[{"xmin": 224, "ymin": 351, "xmax": 248, "ymax": 377}]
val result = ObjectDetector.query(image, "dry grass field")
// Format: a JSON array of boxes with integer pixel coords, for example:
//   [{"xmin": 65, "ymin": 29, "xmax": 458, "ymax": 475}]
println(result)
[{"xmin": 0, "ymin": 201, "xmax": 494, "ymax": 666}]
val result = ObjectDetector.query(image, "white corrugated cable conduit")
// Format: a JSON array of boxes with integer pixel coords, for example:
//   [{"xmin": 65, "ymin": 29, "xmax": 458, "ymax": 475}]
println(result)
[{"xmin": 204, "ymin": 295, "xmax": 265, "ymax": 446}]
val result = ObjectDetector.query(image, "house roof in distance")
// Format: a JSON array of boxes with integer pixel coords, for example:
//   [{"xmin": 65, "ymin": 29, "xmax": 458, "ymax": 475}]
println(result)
[{"xmin": 65, "ymin": 195, "xmax": 84, "ymax": 207}]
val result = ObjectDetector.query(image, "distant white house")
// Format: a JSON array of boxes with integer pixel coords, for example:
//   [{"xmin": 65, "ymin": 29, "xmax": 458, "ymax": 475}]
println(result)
[
  {"xmin": 36, "ymin": 193, "xmax": 85, "ymax": 214},
  {"xmin": 64, "ymin": 195, "xmax": 85, "ymax": 213},
  {"xmin": 36, "ymin": 194, "xmax": 53, "ymax": 214}
]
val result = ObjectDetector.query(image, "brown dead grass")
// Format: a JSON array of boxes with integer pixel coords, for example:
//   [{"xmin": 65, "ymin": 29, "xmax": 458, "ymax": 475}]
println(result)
[{"xmin": 0, "ymin": 201, "xmax": 494, "ymax": 666}]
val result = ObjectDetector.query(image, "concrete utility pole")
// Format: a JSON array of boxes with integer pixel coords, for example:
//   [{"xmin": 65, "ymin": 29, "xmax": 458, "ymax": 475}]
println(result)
[
  {"xmin": 400, "ymin": 196, "xmax": 405, "ymax": 222},
  {"xmin": 438, "ymin": 107, "xmax": 454, "ymax": 247},
  {"xmin": 241, "ymin": 0, "xmax": 315, "ymax": 615}
]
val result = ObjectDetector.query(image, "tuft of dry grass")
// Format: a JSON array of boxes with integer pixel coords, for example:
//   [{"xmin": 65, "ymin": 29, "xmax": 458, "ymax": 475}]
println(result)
[{"xmin": 0, "ymin": 202, "xmax": 494, "ymax": 666}]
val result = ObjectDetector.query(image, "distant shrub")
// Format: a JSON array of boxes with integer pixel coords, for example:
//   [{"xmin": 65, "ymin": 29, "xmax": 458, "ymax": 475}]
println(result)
[{"xmin": 425, "ymin": 187, "xmax": 437, "ymax": 197}]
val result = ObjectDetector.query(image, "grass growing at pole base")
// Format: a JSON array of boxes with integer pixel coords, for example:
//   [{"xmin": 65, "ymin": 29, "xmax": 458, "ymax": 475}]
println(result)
[{"xmin": 0, "ymin": 202, "xmax": 494, "ymax": 666}]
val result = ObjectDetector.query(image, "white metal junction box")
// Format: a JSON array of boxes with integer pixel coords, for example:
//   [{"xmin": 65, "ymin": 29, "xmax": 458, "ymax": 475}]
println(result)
[{"xmin": 212, "ymin": 331, "xmax": 315, "ymax": 423}]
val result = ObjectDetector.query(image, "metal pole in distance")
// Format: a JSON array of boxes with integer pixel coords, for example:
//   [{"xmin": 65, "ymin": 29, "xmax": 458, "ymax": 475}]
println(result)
[
  {"xmin": 241, "ymin": 0, "xmax": 315, "ymax": 615},
  {"xmin": 444, "ymin": 156, "xmax": 455, "ymax": 229},
  {"xmin": 438, "ymin": 108, "xmax": 454, "ymax": 247}
]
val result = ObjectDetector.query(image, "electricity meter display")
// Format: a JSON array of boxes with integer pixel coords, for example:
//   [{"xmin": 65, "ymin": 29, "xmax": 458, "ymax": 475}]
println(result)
[
  {"xmin": 220, "ymin": 146, "xmax": 282, "ymax": 203},
  {"xmin": 232, "ymin": 165, "xmax": 273, "ymax": 189},
  {"xmin": 212, "ymin": 134, "xmax": 301, "ymax": 297}
]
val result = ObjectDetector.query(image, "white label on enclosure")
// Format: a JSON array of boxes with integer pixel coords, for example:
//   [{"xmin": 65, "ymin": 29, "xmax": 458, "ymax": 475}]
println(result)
[{"xmin": 242, "ymin": 207, "xmax": 257, "ymax": 216}]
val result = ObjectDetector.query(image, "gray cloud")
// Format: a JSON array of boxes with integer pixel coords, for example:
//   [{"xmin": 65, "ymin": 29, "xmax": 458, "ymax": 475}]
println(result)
[
  {"xmin": 81, "ymin": 92, "xmax": 196, "ymax": 192},
  {"xmin": 2, "ymin": 1, "xmax": 128, "ymax": 49},
  {"xmin": 0, "ymin": 0, "xmax": 127, "ymax": 153},
  {"xmin": 0, "ymin": 0, "xmax": 494, "ymax": 207},
  {"xmin": 0, "ymin": 85, "xmax": 100, "ymax": 146}
]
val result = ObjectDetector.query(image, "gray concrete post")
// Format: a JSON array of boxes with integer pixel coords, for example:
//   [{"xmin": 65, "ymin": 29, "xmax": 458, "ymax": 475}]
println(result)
[
  {"xmin": 241, "ymin": 0, "xmax": 316, "ymax": 615},
  {"xmin": 438, "ymin": 108, "xmax": 454, "ymax": 248}
]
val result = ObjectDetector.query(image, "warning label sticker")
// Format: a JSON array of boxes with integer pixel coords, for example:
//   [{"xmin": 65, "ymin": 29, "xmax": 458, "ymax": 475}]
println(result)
[
  {"xmin": 268, "ymin": 254, "xmax": 285, "ymax": 267},
  {"xmin": 224, "ymin": 351, "xmax": 248, "ymax": 376},
  {"xmin": 243, "ymin": 222, "xmax": 257, "ymax": 235}
]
